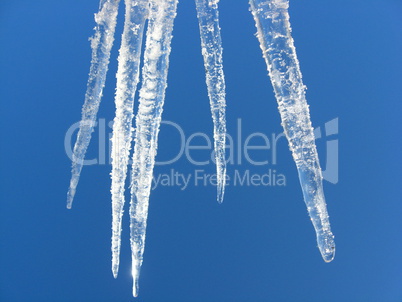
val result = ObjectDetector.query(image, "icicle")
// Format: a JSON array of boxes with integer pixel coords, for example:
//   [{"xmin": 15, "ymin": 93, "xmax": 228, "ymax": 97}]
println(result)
[
  {"xmin": 110, "ymin": 0, "xmax": 149, "ymax": 279},
  {"xmin": 67, "ymin": 0, "xmax": 121, "ymax": 209},
  {"xmin": 249, "ymin": 0, "xmax": 335, "ymax": 262},
  {"xmin": 129, "ymin": 0, "xmax": 178, "ymax": 297},
  {"xmin": 194, "ymin": 0, "xmax": 227, "ymax": 203}
]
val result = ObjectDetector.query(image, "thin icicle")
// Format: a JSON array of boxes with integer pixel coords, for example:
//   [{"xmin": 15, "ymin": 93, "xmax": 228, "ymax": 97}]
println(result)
[
  {"xmin": 129, "ymin": 0, "xmax": 178, "ymax": 297},
  {"xmin": 249, "ymin": 0, "xmax": 335, "ymax": 262},
  {"xmin": 110, "ymin": 0, "xmax": 149, "ymax": 279},
  {"xmin": 67, "ymin": 0, "xmax": 121, "ymax": 209},
  {"xmin": 194, "ymin": 0, "xmax": 227, "ymax": 203}
]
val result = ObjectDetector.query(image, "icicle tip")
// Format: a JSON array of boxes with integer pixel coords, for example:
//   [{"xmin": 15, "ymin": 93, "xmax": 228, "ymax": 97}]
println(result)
[
  {"xmin": 132, "ymin": 264, "xmax": 140, "ymax": 297},
  {"xmin": 66, "ymin": 187, "xmax": 76, "ymax": 209},
  {"xmin": 318, "ymin": 232, "xmax": 335, "ymax": 263},
  {"xmin": 217, "ymin": 183, "xmax": 225, "ymax": 204},
  {"xmin": 112, "ymin": 264, "xmax": 119, "ymax": 279}
]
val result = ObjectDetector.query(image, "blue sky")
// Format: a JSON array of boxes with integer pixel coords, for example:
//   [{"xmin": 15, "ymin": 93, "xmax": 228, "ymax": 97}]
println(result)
[{"xmin": 0, "ymin": 0, "xmax": 401, "ymax": 301}]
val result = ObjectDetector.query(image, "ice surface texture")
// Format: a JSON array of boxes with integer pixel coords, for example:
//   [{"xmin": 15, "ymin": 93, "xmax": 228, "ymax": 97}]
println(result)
[
  {"xmin": 110, "ymin": 0, "xmax": 149, "ymax": 279},
  {"xmin": 67, "ymin": 0, "xmax": 335, "ymax": 297},
  {"xmin": 67, "ymin": 0, "xmax": 121, "ymax": 209},
  {"xmin": 195, "ymin": 0, "xmax": 227, "ymax": 203},
  {"xmin": 129, "ymin": 0, "xmax": 178, "ymax": 297},
  {"xmin": 249, "ymin": 0, "xmax": 335, "ymax": 262}
]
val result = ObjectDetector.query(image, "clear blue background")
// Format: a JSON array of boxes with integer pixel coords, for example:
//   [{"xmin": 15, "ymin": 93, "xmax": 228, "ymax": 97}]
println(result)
[{"xmin": 1, "ymin": 0, "xmax": 401, "ymax": 301}]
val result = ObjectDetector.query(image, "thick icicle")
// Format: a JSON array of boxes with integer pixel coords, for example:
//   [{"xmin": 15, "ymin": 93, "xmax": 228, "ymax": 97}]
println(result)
[
  {"xmin": 67, "ymin": 0, "xmax": 121, "ymax": 209},
  {"xmin": 249, "ymin": 0, "xmax": 335, "ymax": 262},
  {"xmin": 194, "ymin": 0, "xmax": 227, "ymax": 203},
  {"xmin": 129, "ymin": 0, "xmax": 178, "ymax": 297},
  {"xmin": 110, "ymin": 0, "xmax": 149, "ymax": 279}
]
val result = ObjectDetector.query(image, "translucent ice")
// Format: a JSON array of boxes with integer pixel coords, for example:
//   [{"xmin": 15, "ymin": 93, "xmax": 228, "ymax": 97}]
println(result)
[
  {"xmin": 195, "ymin": 0, "xmax": 227, "ymax": 203},
  {"xmin": 129, "ymin": 0, "xmax": 178, "ymax": 296},
  {"xmin": 249, "ymin": 0, "xmax": 335, "ymax": 262},
  {"xmin": 110, "ymin": 0, "xmax": 149, "ymax": 279},
  {"xmin": 67, "ymin": 0, "xmax": 121, "ymax": 209}
]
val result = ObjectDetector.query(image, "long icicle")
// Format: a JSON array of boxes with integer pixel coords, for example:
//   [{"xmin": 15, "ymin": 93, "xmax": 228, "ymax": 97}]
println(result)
[
  {"xmin": 249, "ymin": 0, "xmax": 335, "ymax": 262},
  {"xmin": 194, "ymin": 0, "xmax": 227, "ymax": 203},
  {"xmin": 129, "ymin": 0, "xmax": 178, "ymax": 297},
  {"xmin": 110, "ymin": 0, "xmax": 149, "ymax": 279},
  {"xmin": 67, "ymin": 0, "xmax": 121, "ymax": 209}
]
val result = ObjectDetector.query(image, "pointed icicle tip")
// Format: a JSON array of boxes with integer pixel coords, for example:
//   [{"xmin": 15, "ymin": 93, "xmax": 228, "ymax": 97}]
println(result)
[
  {"xmin": 318, "ymin": 232, "xmax": 335, "ymax": 263},
  {"xmin": 217, "ymin": 183, "xmax": 225, "ymax": 204},
  {"xmin": 112, "ymin": 266, "xmax": 118, "ymax": 279},
  {"xmin": 132, "ymin": 275, "xmax": 140, "ymax": 297},
  {"xmin": 66, "ymin": 188, "xmax": 76, "ymax": 209},
  {"xmin": 131, "ymin": 261, "xmax": 141, "ymax": 297}
]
